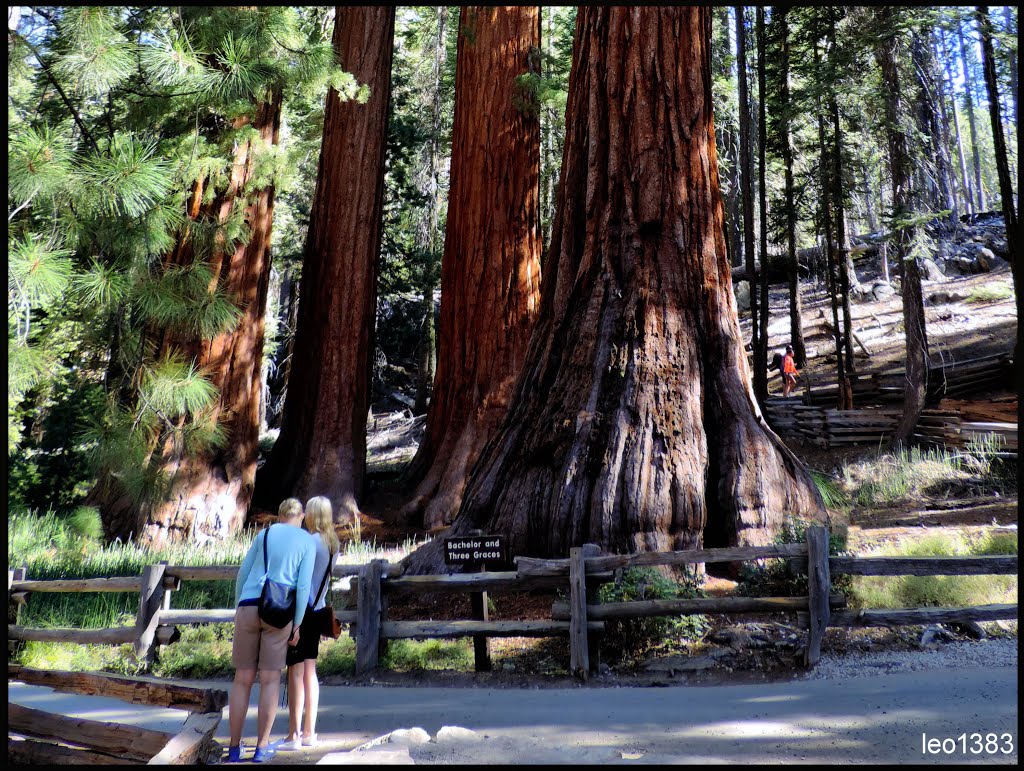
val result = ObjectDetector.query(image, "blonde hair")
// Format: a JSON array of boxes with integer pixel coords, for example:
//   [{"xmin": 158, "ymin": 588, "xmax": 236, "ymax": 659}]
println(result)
[
  {"xmin": 304, "ymin": 496, "xmax": 340, "ymax": 557},
  {"xmin": 278, "ymin": 497, "xmax": 303, "ymax": 521}
]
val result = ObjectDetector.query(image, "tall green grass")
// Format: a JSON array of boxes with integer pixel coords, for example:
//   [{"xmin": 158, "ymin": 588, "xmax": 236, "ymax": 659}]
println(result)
[
  {"xmin": 8, "ymin": 509, "xmax": 452, "ymax": 677},
  {"xmin": 850, "ymin": 530, "xmax": 1018, "ymax": 610},
  {"xmin": 842, "ymin": 440, "xmax": 1012, "ymax": 508}
]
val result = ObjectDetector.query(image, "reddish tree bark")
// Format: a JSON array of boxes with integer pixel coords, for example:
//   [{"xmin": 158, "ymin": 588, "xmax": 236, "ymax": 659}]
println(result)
[
  {"xmin": 401, "ymin": 6, "xmax": 542, "ymax": 530},
  {"xmin": 254, "ymin": 7, "xmax": 395, "ymax": 523},
  {"xmin": 94, "ymin": 91, "xmax": 283, "ymax": 545},
  {"xmin": 403, "ymin": 7, "xmax": 824, "ymax": 573}
]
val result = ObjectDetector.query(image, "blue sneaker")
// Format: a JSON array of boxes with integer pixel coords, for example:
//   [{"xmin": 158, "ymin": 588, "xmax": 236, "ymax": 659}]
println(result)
[
  {"xmin": 252, "ymin": 745, "xmax": 277, "ymax": 763},
  {"xmin": 226, "ymin": 744, "xmax": 244, "ymax": 763}
]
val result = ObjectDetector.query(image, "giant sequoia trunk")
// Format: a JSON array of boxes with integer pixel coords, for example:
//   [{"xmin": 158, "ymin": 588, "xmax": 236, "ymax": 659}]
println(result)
[
  {"xmin": 402, "ymin": 6, "xmax": 542, "ymax": 529},
  {"xmin": 94, "ymin": 92, "xmax": 283, "ymax": 545},
  {"xmin": 254, "ymin": 7, "xmax": 395, "ymax": 523},
  {"xmin": 402, "ymin": 7, "xmax": 824, "ymax": 573},
  {"xmin": 875, "ymin": 10, "xmax": 929, "ymax": 444}
]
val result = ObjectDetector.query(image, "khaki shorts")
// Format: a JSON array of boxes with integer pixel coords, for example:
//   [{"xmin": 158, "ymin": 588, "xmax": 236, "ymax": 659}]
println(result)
[{"xmin": 232, "ymin": 604, "xmax": 293, "ymax": 671}]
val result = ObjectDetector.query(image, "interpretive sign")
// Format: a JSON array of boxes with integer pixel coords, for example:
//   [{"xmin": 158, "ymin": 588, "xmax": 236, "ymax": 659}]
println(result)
[{"xmin": 444, "ymin": 535, "xmax": 507, "ymax": 566}]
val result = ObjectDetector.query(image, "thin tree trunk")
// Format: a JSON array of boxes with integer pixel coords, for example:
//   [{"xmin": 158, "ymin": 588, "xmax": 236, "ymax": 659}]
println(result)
[
  {"xmin": 1006, "ymin": 7, "xmax": 1018, "ymax": 129},
  {"xmin": 735, "ymin": 6, "xmax": 758, "ymax": 384},
  {"xmin": 932, "ymin": 28, "xmax": 965, "ymax": 224},
  {"xmin": 814, "ymin": 41, "xmax": 851, "ymax": 410},
  {"xmin": 779, "ymin": 9, "xmax": 806, "ymax": 366},
  {"xmin": 958, "ymin": 15, "xmax": 987, "ymax": 212},
  {"xmin": 824, "ymin": 28, "xmax": 856, "ymax": 376},
  {"xmin": 875, "ymin": 8, "xmax": 929, "ymax": 445},
  {"xmin": 413, "ymin": 6, "xmax": 447, "ymax": 417},
  {"xmin": 940, "ymin": 26, "xmax": 974, "ymax": 218},
  {"xmin": 754, "ymin": 6, "xmax": 769, "ymax": 403},
  {"xmin": 402, "ymin": 6, "xmax": 542, "ymax": 530},
  {"xmin": 912, "ymin": 29, "xmax": 958, "ymax": 229},
  {"xmin": 862, "ymin": 134, "xmax": 879, "ymax": 233},
  {"xmin": 255, "ymin": 7, "xmax": 395, "ymax": 524},
  {"xmin": 977, "ymin": 5, "xmax": 1021, "ymax": 379},
  {"xmin": 402, "ymin": 7, "xmax": 824, "ymax": 573}
]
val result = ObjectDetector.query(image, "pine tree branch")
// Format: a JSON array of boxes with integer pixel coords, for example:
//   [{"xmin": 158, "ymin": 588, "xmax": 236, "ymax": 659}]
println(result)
[{"xmin": 12, "ymin": 28, "xmax": 101, "ymax": 154}]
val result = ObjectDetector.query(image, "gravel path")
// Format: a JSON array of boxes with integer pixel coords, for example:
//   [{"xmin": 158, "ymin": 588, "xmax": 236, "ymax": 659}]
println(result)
[{"xmin": 805, "ymin": 637, "xmax": 1018, "ymax": 681}]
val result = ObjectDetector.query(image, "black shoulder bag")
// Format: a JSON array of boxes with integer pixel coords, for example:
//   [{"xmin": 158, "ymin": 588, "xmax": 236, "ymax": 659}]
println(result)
[{"xmin": 258, "ymin": 527, "xmax": 297, "ymax": 629}]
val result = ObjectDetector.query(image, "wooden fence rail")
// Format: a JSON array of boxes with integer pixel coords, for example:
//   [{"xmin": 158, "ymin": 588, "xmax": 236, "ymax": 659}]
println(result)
[{"xmin": 7, "ymin": 530, "xmax": 1018, "ymax": 681}]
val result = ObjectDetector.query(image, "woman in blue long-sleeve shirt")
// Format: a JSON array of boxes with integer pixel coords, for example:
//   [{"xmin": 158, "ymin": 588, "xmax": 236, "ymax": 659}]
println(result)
[{"xmin": 226, "ymin": 498, "xmax": 316, "ymax": 763}]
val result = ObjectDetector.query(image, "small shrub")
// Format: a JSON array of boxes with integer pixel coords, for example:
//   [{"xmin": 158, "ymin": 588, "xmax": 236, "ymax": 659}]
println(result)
[
  {"xmin": 737, "ymin": 516, "xmax": 851, "ymax": 598},
  {"xmin": 67, "ymin": 506, "xmax": 103, "ymax": 541},
  {"xmin": 965, "ymin": 283, "xmax": 1013, "ymax": 303},
  {"xmin": 598, "ymin": 567, "xmax": 707, "ymax": 658}
]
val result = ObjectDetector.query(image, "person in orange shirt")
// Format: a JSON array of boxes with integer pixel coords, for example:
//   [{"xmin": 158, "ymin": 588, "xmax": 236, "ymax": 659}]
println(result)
[{"xmin": 782, "ymin": 345, "xmax": 799, "ymax": 398}]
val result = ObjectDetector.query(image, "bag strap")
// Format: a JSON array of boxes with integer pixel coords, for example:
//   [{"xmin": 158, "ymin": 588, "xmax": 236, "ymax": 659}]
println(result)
[
  {"xmin": 262, "ymin": 527, "xmax": 270, "ymax": 576},
  {"xmin": 313, "ymin": 549, "xmax": 332, "ymax": 608}
]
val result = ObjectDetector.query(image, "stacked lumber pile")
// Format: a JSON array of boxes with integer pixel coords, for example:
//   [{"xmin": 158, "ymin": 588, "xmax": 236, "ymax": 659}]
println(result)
[
  {"xmin": 916, "ymin": 410, "xmax": 1018, "ymax": 453},
  {"xmin": 763, "ymin": 402, "xmax": 902, "ymax": 447},
  {"xmin": 801, "ymin": 372, "xmax": 884, "ymax": 406},
  {"xmin": 928, "ymin": 352, "xmax": 1013, "ymax": 399}
]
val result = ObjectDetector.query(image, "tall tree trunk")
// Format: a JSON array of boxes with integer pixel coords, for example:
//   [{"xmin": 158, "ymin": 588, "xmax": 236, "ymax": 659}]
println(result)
[
  {"xmin": 826, "ymin": 8, "xmax": 857, "ymax": 376},
  {"xmin": 1005, "ymin": 7, "xmax": 1018, "ymax": 129},
  {"xmin": 958, "ymin": 15, "xmax": 987, "ymax": 213},
  {"xmin": 402, "ymin": 7, "xmax": 824, "ymax": 573},
  {"xmin": 94, "ymin": 89, "xmax": 284, "ymax": 545},
  {"xmin": 814, "ymin": 41, "xmax": 851, "ymax": 410},
  {"xmin": 912, "ymin": 29, "xmax": 958, "ymax": 229},
  {"xmin": 977, "ymin": 5, "xmax": 1021, "ymax": 380},
  {"xmin": 413, "ymin": 6, "xmax": 448, "ymax": 417},
  {"xmin": 735, "ymin": 6, "xmax": 758, "ymax": 392},
  {"xmin": 940, "ymin": 27, "xmax": 974, "ymax": 217},
  {"xmin": 754, "ymin": 6, "xmax": 769, "ymax": 403},
  {"xmin": 875, "ymin": 8, "xmax": 929, "ymax": 445},
  {"xmin": 931, "ymin": 29, "xmax": 965, "ymax": 224},
  {"xmin": 402, "ymin": 6, "xmax": 542, "ymax": 530},
  {"xmin": 779, "ymin": 9, "xmax": 806, "ymax": 366},
  {"xmin": 254, "ymin": 7, "xmax": 395, "ymax": 524}
]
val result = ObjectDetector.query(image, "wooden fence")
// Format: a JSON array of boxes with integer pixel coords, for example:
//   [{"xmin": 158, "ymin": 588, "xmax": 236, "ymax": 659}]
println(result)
[
  {"xmin": 763, "ymin": 401, "xmax": 1017, "ymax": 454},
  {"xmin": 8, "ymin": 664, "xmax": 226, "ymax": 764},
  {"xmin": 783, "ymin": 352, "xmax": 1013, "ymax": 409},
  {"xmin": 8, "ymin": 529, "xmax": 1018, "ymax": 680}
]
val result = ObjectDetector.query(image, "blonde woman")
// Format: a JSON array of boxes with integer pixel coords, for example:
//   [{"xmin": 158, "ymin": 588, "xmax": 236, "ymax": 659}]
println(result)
[{"xmin": 281, "ymin": 496, "xmax": 339, "ymax": 750}]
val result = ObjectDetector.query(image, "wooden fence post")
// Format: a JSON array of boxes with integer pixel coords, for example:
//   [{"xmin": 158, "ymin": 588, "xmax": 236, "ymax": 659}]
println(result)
[
  {"xmin": 568, "ymin": 547, "xmax": 589, "ymax": 680},
  {"xmin": 468, "ymin": 530, "xmax": 491, "ymax": 672},
  {"xmin": 582, "ymin": 544, "xmax": 602, "ymax": 675},
  {"xmin": 9, "ymin": 566, "xmax": 27, "ymax": 658},
  {"xmin": 135, "ymin": 561, "xmax": 167, "ymax": 667},
  {"xmin": 355, "ymin": 559, "xmax": 383, "ymax": 676},
  {"xmin": 804, "ymin": 526, "xmax": 831, "ymax": 668}
]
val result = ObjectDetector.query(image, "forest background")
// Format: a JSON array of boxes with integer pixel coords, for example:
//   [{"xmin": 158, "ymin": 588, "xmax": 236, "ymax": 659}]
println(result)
[{"xmin": 7, "ymin": 5, "xmax": 1018, "ymax": 551}]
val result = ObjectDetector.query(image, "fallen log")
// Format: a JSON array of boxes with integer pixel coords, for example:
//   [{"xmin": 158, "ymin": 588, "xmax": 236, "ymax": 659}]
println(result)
[
  {"xmin": 8, "ymin": 666, "xmax": 228, "ymax": 713},
  {"xmin": 147, "ymin": 711, "xmax": 222, "ymax": 765},
  {"xmin": 8, "ymin": 703, "xmax": 172, "ymax": 762},
  {"xmin": 8, "ymin": 737, "xmax": 136, "ymax": 765}
]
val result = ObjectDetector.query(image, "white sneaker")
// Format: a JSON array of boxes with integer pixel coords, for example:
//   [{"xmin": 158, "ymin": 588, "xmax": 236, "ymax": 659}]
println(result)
[
  {"xmin": 301, "ymin": 733, "xmax": 319, "ymax": 748},
  {"xmin": 279, "ymin": 736, "xmax": 303, "ymax": 751}
]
